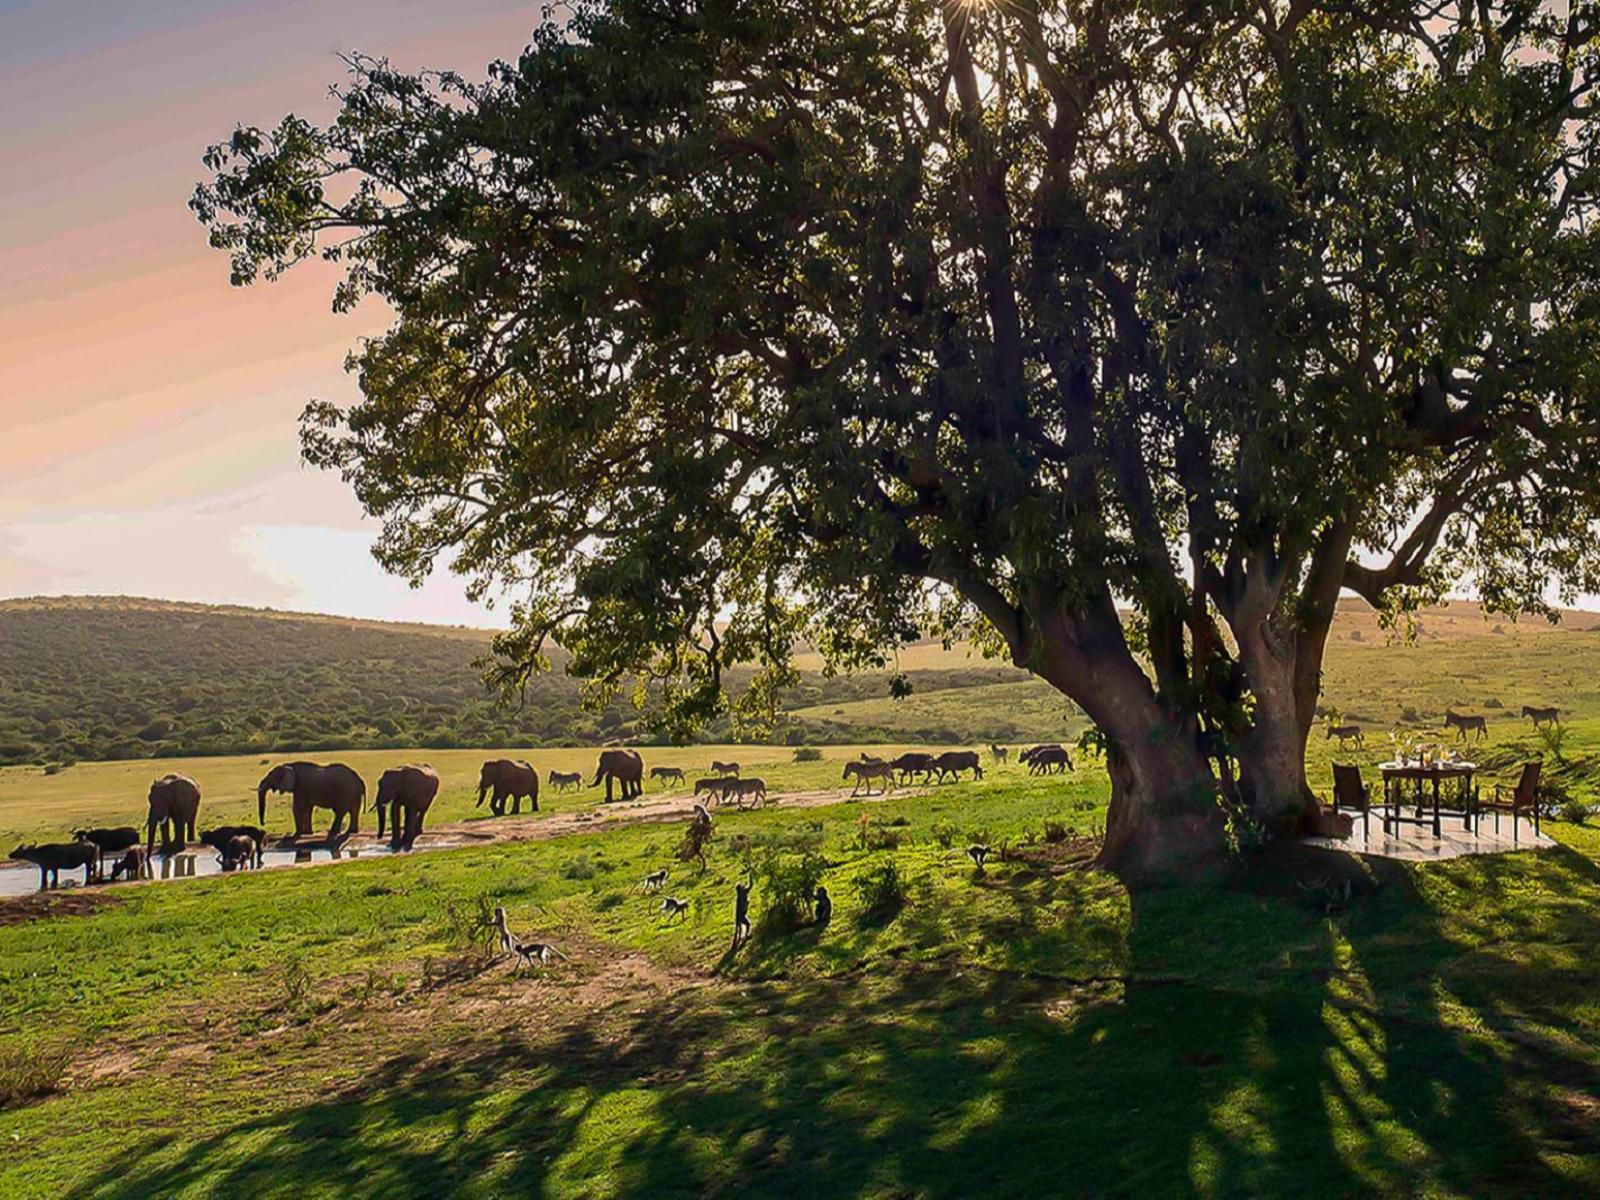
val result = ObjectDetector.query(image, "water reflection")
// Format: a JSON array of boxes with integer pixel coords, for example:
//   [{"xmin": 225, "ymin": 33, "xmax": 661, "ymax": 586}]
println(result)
[{"xmin": 0, "ymin": 841, "xmax": 398, "ymax": 898}]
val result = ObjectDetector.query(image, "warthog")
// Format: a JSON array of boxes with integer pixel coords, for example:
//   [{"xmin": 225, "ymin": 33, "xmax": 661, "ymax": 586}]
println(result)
[
  {"xmin": 710, "ymin": 761, "xmax": 741, "ymax": 777},
  {"xmin": 1325, "ymin": 724, "xmax": 1364, "ymax": 749},
  {"xmin": 650, "ymin": 766, "xmax": 686, "ymax": 786},
  {"xmin": 547, "ymin": 770, "xmax": 583, "ymax": 792}
]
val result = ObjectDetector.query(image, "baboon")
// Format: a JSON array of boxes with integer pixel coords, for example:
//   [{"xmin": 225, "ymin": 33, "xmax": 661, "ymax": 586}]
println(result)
[
  {"xmin": 110, "ymin": 846, "xmax": 152, "ymax": 881},
  {"xmin": 659, "ymin": 896, "xmax": 690, "ymax": 922},
  {"xmin": 10, "ymin": 842, "xmax": 99, "ymax": 888},
  {"xmin": 512, "ymin": 940, "xmax": 568, "ymax": 969},
  {"xmin": 492, "ymin": 905, "xmax": 517, "ymax": 956},
  {"xmin": 731, "ymin": 881, "xmax": 752, "ymax": 947},
  {"xmin": 967, "ymin": 844, "xmax": 991, "ymax": 871},
  {"xmin": 813, "ymin": 885, "xmax": 832, "ymax": 927},
  {"xmin": 640, "ymin": 868, "xmax": 669, "ymax": 893},
  {"xmin": 73, "ymin": 827, "xmax": 140, "ymax": 875}
]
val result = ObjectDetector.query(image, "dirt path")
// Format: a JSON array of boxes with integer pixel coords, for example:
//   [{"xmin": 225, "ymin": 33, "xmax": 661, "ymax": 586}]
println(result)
[{"xmin": 340, "ymin": 783, "xmax": 916, "ymax": 854}]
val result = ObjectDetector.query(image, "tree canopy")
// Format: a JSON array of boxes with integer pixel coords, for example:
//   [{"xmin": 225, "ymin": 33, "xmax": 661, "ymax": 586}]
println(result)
[{"xmin": 194, "ymin": 0, "xmax": 1600, "ymax": 879}]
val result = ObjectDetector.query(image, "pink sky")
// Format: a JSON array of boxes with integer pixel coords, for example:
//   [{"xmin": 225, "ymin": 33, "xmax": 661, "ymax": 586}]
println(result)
[{"xmin": 2, "ymin": 1, "xmax": 537, "ymax": 625}]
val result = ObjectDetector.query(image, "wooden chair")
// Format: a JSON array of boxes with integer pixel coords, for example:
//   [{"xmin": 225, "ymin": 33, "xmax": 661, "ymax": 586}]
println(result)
[
  {"xmin": 1332, "ymin": 763, "xmax": 1382, "ymax": 839},
  {"xmin": 1479, "ymin": 761, "xmax": 1542, "ymax": 841}
]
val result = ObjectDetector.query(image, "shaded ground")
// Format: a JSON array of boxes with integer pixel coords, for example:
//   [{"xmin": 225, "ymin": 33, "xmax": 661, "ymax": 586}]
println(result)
[{"xmin": 2, "ymin": 781, "xmax": 1597, "ymax": 1198}]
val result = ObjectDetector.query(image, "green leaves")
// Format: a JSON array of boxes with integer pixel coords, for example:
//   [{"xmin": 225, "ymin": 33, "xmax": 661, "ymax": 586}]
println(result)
[{"xmin": 194, "ymin": 2, "xmax": 1600, "ymax": 757}]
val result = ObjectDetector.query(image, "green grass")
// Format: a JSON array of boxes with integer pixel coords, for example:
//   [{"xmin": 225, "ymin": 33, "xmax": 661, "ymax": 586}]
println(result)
[
  {"xmin": 2, "ymin": 765, "xmax": 1598, "ymax": 1198},
  {"xmin": 0, "ymin": 743, "xmax": 941, "ymax": 846}
]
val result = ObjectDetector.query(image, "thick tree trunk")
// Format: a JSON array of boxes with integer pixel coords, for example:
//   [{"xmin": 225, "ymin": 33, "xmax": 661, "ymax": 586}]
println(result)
[
  {"xmin": 1233, "ymin": 617, "xmax": 1317, "ymax": 834},
  {"xmin": 1027, "ymin": 604, "xmax": 1227, "ymax": 885},
  {"xmin": 1098, "ymin": 737, "xmax": 1230, "ymax": 883}
]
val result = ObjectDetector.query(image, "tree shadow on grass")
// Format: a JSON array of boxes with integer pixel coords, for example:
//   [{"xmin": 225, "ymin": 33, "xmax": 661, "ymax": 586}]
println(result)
[{"xmin": 66, "ymin": 844, "xmax": 1600, "ymax": 1199}]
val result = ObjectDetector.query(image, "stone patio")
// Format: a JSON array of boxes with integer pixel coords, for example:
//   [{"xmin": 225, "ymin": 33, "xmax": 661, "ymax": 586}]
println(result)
[{"xmin": 1304, "ymin": 815, "xmax": 1555, "ymax": 862}]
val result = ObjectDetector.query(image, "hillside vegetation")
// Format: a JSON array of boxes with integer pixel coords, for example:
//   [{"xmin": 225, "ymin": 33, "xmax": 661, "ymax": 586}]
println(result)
[
  {"xmin": 2, "ymin": 595, "xmax": 1598, "ymax": 767},
  {"xmin": 0, "ymin": 597, "xmax": 1028, "ymax": 765}
]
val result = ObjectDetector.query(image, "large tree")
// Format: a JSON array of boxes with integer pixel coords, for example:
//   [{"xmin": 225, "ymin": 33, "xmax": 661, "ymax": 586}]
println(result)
[{"xmin": 195, "ymin": 0, "xmax": 1600, "ymax": 881}]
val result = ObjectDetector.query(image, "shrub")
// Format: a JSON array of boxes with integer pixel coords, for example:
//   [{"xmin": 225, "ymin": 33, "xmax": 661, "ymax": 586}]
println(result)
[
  {"xmin": 563, "ymin": 854, "xmax": 597, "ymax": 880},
  {"xmin": 930, "ymin": 821, "xmax": 959, "ymax": 850},
  {"xmin": 442, "ymin": 895, "xmax": 498, "ymax": 959},
  {"xmin": 792, "ymin": 745, "xmax": 822, "ymax": 762},
  {"xmin": 854, "ymin": 862, "xmax": 907, "ymax": 918},
  {"xmin": 0, "ymin": 1042, "xmax": 71, "ymax": 1110},
  {"xmin": 1043, "ymin": 820, "xmax": 1070, "ymax": 843},
  {"xmin": 853, "ymin": 814, "xmax": 905, "ymax": 851},
  {"xmin": 275, "ymin": 955, "xmax": 313, "ymax": 1014},
  {"xmin": 1537, "ymin": 722, "xmax": 1569, "ymax": 763},
  {"xmin": 745, "ymin": 847, "xmax": 828, "ymax": 935},
  {"xmin": 1559, "ymin": 797, "xmax": 1593, "ymax": 826}
]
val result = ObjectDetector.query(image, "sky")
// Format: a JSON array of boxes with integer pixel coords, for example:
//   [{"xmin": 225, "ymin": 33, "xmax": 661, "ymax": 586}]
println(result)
[{"xmin": 1, "ymin": 0, "xmax": 539, "ymax": 626}]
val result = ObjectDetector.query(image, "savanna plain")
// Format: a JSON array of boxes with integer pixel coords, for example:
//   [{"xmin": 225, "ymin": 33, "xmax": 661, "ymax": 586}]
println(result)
[{"xmin": 2, "ymin": 599, "xmax": 1599, "ymax": 1198}]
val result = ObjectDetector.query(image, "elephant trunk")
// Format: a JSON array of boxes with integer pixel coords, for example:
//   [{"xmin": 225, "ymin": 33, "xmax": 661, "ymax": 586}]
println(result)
[
  {"xmin": 590, "ymin": 769, "xmax": 604, "ymax": 787},
  {"xmin": 257, "ymin": 784, "xmax": 269, "ymax": 826},
  {"xmin": 476, "ymin": 782, "xmax": 488, "ymax": 807}
]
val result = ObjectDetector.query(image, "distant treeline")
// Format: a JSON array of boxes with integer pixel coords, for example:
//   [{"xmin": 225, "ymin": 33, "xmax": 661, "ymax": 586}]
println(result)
[{"xmin": 0, "ymin": 600, "xmax": 1023, "ymax": 765}]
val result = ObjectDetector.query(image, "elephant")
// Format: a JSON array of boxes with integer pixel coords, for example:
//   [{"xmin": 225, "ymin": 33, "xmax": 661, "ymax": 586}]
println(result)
[
  {"xmin": 146, "ymin": 773, "xmax": 202, "ymax": 856},
  {"xmin": 376, "ymin": 764, "xmax": 441, "ymax": 848},
  {"xmin": 591, "ymin": 749, "xmax": 644, "ymax": 803},
  {"xmin": 476, "ymin": 759, "xmax": 540, "ymax": 815},
  {"xmin": 258, "ymin": 761, "xmax": 367, "ymax": 839}
]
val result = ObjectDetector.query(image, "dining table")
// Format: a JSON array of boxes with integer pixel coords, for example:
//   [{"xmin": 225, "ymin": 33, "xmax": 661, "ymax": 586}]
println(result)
[{"xmin": 1377, "ymin": 760, "xmax": 1478, "ymax": 837}]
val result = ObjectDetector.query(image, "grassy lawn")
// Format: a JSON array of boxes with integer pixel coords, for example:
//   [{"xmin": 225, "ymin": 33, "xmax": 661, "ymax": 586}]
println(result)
[
  {"xmin": 0, "ymin": 744, "xmax": 936, "ymax": 847},
  {"xmin": 2, "ymin": 762, "xmax": 1597, "ymax": 1198}
]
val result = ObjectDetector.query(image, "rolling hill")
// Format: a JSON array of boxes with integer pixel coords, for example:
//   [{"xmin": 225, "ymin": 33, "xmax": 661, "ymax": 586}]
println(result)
[{"xmin": 1, "ymin": 594, "xmax": 1598, "ymax": 766}]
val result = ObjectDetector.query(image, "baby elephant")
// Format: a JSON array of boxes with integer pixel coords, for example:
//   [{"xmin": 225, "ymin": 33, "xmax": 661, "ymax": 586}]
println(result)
[
  {"xmin": 199, "ymin": 826, "xmax": 266, "ymax": 870},
  {"xmin": 219, "ymin": 835, "xmax": 258, "ymax": 872},
  {"xmin": 110, "ymin": 846, "xmax": 153, "ymax": 882},
  {"xmin": 74, "ymin": 826, "xmax": 141, "ymax": 875},
  {"xmin": 10, "ymin": 842, "xmax": 100, "ymax": 889}
]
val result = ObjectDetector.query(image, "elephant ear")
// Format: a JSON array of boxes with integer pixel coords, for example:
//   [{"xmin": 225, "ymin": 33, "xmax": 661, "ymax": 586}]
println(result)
[{"xmin": 279, "ymin": 766, "xmax": 296, "ymax": 792}]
